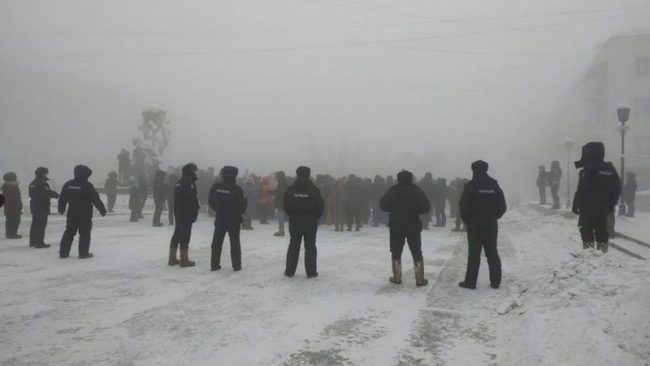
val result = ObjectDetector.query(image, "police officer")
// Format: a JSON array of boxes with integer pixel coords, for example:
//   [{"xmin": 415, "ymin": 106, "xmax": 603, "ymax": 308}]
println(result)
[
  {"xmin": 152, "ymin": 170, "xmax": 166, "ymax": 227},
  {"xmin": 572, "ymin": 142, "xmax": 620, "ymax": 252},
  {"xmin": 380, "ymin": 170, "xmax": 431, "ymax": 286},
  {"xmin": 58, "ymin": 165, "xmax": 107, "ymax": 259},
  {"xmin": 29, "ymin": 167, "xmax": 59, "ymax": 248},
  {"xmin": 209, "ymin": 166, "xmax": 247, "ymax": 271},
  {"xmin": 283, "ymin": 166, "xmax": 324, "ymax": 279},
  {"xmin": 168, "ymin": 163, "xmax": 200, "ymax": 267},
  {"xmin": 458, "ymin": 160, "xmax": 507, "ymax": 290}
]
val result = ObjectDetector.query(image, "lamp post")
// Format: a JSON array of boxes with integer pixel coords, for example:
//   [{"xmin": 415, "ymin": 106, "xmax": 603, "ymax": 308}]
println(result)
[
  {"xmin": 617, "ymin": 104, "xmax": 631, "ymax": 216},
  {"xmin": 564, "ymin": 138, "xmax": 573, "ymax": 209}
]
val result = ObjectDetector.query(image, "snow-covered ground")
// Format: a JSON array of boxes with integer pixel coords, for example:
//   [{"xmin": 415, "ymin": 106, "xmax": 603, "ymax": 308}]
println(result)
[{"xmin": 1, "ymin": 199, "xmax": 649, "ymax": 366}]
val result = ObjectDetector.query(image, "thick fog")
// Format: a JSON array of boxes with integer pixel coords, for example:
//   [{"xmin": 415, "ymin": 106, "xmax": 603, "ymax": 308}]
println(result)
[{"xmin": 1, "ymin": 0, "xmax": 648, "ymax": 196}]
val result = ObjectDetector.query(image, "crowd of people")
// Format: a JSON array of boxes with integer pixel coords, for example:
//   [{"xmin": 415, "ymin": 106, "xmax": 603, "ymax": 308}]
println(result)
[{"xmin": 0, "ymin": 141, "xmax": 627, "ymax": 289}]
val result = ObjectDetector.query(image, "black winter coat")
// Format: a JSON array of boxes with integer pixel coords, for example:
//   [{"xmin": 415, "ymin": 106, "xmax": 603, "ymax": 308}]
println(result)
[
  {"xmin": 104, "ymin": 177, "xmax": 119, "ymax": 196},
  {"xmin": 153, "ymin": 177, "xmax": 166, "ymax": 205},
  {"xmin": 1, "ymin": 182, "xmax": 22, "ymax": 216},
  {"xmin": 29, "ymin": 177, "xmax": 59, "ymax": 215},
  {"xmin": 58, "ymin": 179, "xmax": 107, "ymax": 218},
  {"xmin": 174, "ymin": 177, "xmax": 200, "ymax": 224},
  {"xmin": 208, "ymin": 180, "xmax": 247, "ymax": 225},
  {"xmin": 274, "ymin": 179, "xmax": 288, "ymax": 210},
  {"xmin": 572, "ymin": 162, "xmax": 620, "ymax": 216},
  {"xmin": 459, "ymin": 174, "xmax": 507, "ymax": 225},
  {"xmin": 380, "ymin": 182, "xmax": 430, "ymax": 226},
  {"xmin": 129, "ymin": 186, "xmax": 141, "ymax": 210},
  {"xmin": 283, "ymin": 178, "xmax": 325, "ymax": 221}
]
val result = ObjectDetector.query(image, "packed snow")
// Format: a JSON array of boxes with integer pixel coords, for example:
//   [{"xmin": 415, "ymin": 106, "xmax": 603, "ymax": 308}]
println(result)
[{"xmin": 1, "ymin": 200, "xmax": 649, "ymax": 366}]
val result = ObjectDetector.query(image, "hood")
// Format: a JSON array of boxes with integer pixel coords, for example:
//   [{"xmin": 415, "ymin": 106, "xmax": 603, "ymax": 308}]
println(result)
[
  {"xmin": 35, "ymin": 167, "xmax": 49, "ymax": 179},
  {"xmin": 397, "ymin": 170, "xmax": 413, "ymax": 184},
  {"xmin": 108, "ymin": 171, "xmax": 118, "ymax": 179},
  {"xmin": 221, "ymin": 166, "xmax": 239, "ymax": 183},
  {"xmin": 296, "ymin": 166, "xmax": 311, "ymax": 179},
  {"xmin": 182, "ymin": 163, "xmax": 198, "ymax": 181},
  {"xmin": 155, "ymin": 170, "xmax": 166, "ymax": 180},
  {"xmin": 575, "ymin": 142, "xmax": 605, "ymax": 168},
  {"xmin": 276, "ymin": 170, "xmax": 287, "ymax": 181},
  {"xmin": 3, "ymin": 172, "xmax": 17, "ymax": 182},
  {"xmin": 471, "ymin": 160, "xmax": 489, "ymax": 179},
  {"xmin": 73, "ymin": 165, "xmax": 92, "ymax": 181}
]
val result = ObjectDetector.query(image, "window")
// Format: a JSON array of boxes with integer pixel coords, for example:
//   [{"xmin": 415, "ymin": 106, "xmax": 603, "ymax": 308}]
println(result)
[
  {"xmin": 636, "ymin": 56, "xmax": 650, "ymax": 76},
  {"xmin": 634, "ymin": 98, "xmax": 650, "ymax": 118},
  {"xmin": 634, "ymin": 135, "xmax": 650, "ymax": 157}
]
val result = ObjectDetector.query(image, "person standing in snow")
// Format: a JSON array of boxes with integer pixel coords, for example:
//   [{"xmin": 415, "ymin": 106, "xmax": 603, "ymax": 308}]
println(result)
[
  {"xmin": 166, "ymin": 173, "xmax": 177, "ymax": 226},
  {"xmin": 104, "ymin": 171, "xmax": 119, "ymax": 213},
  {"xmin": 380, "ymin": 170, "xmax": 431, "ymax": 287},
  {"xmin": 117, "ymin": 148, "xmax": 131, "ymax": 184},
  {"xmin": 208, "ymin": 166, "xmax": 247, "ymax": 272},
  {"xmin": 2, "ymin": 172, "xmax": 23, "ymax": 239},
  {"xmin": 168, "ymin": 163, "xmax": 200, "ymax": 267},
  {"xmin": 572, "ymin": 142, "xmax": 620, "ymax": 253},
  {"xmin": 273, "ymin": 171, "xmax": 288, "ymax": 237},
  {"xmin": 548, "ymin": 160, "xmax": 563, "ymax": 210},
  {"xmin": 29, "ymin": 167, "xmax": 59, "ymax": 248},
  {"xmin": 58, "ymin": 165, "xmax": 107, "ymax": 259},
  {"xmin": 152, "ymin": 170, "xmax": 166, "ymax": 227},
  {"xmin": 283, "ymin": 166, "xmax": 324, "ymax": 278},
  {"xmin": 621, "ymin": 172, "xmax": 637, "ymax": 217},
  {"xmin": 434, "ymin": 178, "xmax": 449, "ymax": 227},
  {"xmin": 536, "ymin": 165, "xmax": 548, "ymax": 205},
  {"xmin": 458, "ymin": 161, "xmax": 507, "ymax": 290}
]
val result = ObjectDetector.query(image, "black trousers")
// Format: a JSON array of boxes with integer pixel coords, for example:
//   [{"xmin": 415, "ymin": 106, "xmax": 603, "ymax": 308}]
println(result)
[
  {"xmin": 579, "ymin": 212, "xmax": 608, "ymax": 243},
  {"xmin": 538, "ymin": 186, "xmax": 546, "ymax": 205},
  {"xmin": 170, "ymin": 222, "xmax": 193, "ymax": 250},
  {"xmin": 130, "ymin": 208, "xmax": 140, "ymax": 222},
  {"xmin": 107, "ymin": 193, "xmax": 117, "ymax": 212},
  {"xmin": 285, "ymin": 218, "xmax": 318, "ymax": 276},
  {"xmin": 550, "ymin": 185, "xmax": 560, "ymax": 208},
  {"xmin": 464, "ymin": 222, "xmax": 501, "ymax": 287},
  {"xmin": 389, "ymin": 222, "xmax": 423, "ymax": 262},
  {"xmin": 211, "ymin": 222, "xmax": 242, "ymax": 270},
  {"xmin": 345, "ymin": 204, "xmax": 363, "ymax": 230},
  {"xmin": 168, "ymin": 200, "xmax": 174, "ymax": 225},
  {"xmin": 5, "ymin": 214, "xmax": 21, "ymax": 237},
  {"xmin": 153, "ymin": 203, "xmax": 164, "ymax": 225},
  {"xmin": 435, "ymin": 202, "xmax": 446, "ymax": 226},
  {"xmin": 60, "ymin": 216, "xmax": 93, "ymax": 256},
  {"xmin": 30, "ymin": 212, "xmax": 48, "ymax": 245}
]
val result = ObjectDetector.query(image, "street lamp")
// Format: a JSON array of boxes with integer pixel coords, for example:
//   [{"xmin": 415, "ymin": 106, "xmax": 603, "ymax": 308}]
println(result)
[
  {"xmin": 564, "ymin": 138, "xmax": 573, "ymax": 209},
  {"xmin": 617, "ymin": 104, "xmax": 631, "ymax": 216}
]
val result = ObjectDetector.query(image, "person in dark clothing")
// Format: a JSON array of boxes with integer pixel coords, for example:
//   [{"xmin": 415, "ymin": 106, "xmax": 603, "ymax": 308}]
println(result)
[
  {"xmin": 572, "ymin": 142, "xmax": 621, "ymax": 253},
  {"xmin": 242, "ymin": 178, "xmax": 258, "ymax": 230},
  {"xmin": 128, "ymin": 178, "xmax": 141, "ymax": 222},
  {"xmin": 536, "ymin": 165, "xmax": 547, "ymax": 205},
  {"xmin": 458, "ymin": 161, "xmax": 507, "ymax": 290},
  {"xmin": 2, "ymin": 172, "xmax": 23, "ymax": 239},
  {"xmin": 137, "ymin": 175, "xmax": 148, "ymax": 219},
  {"xmin": 434, "ymin": 178, "xmax": 449, "ymax": 227},
  {"xmin": 152, "ymin": 170, "xmax": 166, "ymax": 227},
  {"xmin": 283, "ymin": 166, "xmax": 324, "ymax": 279},
  {"xmin": 371, "ymin": 175, "xmax": 387, "ymax": 227},
  {"xmin": 273, "ymin": 171, "xmax": 288, "ymax": 237},
  {"xmin": 418, "ymin": 173, "xmax": 436, "ymax": 230},
  {"xmin": 209, "ymin": 166, "xmax": 247, "ymax": 271},
  {"xmin": 452, "ymin": 178, "xmax": 469, "ymax": 232},
  {"xmin": 0, "ymin": 193, "xmax": 4, "ymax": 208},
  {"xmin": 104, "ymin": 171, "xmax": 119, "ymax": 213},
  {"xmin": 58, "ymin": 165, "xmax": 107, "ymax": 259},
  {"xmin": 167, "ymin": 173, "xmax": 177, "ymax": 226},
  {"xmin": 169, "ymin": 163, "xmax": 200, "ymax": 267},
  {"xmin": 117, "ymin": 148, "xmax": 131, "ymax": 184},
  {"xmin": 29, "ymin": 167, "xmax": 59, "ymax": 248},
  {"xmin": 621, "ymin": 172, "xmax": 637, "ymax": 217},
  {"xmin": 548, "ymin": 160, "xmax": 563, "ymax": 209},
  {"xmin": 206, "ymin": 167, "xmax": 217, "ymax": 218},
  {"xmin": 345, "ymin": 174, "xmax": 365, "ymax": 231},
  {"xmin": 380, "ymin": 170, "xmax": 431, "ymax": 287}
]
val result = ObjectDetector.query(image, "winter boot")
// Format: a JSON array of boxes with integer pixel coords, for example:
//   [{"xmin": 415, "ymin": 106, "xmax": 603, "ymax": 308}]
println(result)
[
  {"xmin": 79, "ymin": 253, "xmax": 94, "ymax": 259},
  {"xmin": 168, "ymin": 246, "xmax": 180, "ymax": 266},
  {"xmin": 414, "ymin": 261, "xmax": 428, "ymax": 287},
  {"xmin": 307, "ymin": 272, "xmax": 319, "ymax": 279},
  {"xmin": 597, "ymin": 242, "xmax": 608, "ymax": 253},
  {"xmin": 583, "ymin": 242, "xmax": 595, "ymax": 250},
  {"xmin": 274, "ymin": 227, "xmax": 285, "ymax": 237},
  {"xmin": 459, "ymin": 281, "xmax": 476, "ymax": 289},
  {"xmin": 179, "ymin": 248, "xmax": 196, "ymax": 267},
  {"xmin": 389, "ymin": 259, "xmax": 402, "ymax": 284},
  {"xmin": 34, "ymin": 243, "xmax": 51, "ymax": 249}
]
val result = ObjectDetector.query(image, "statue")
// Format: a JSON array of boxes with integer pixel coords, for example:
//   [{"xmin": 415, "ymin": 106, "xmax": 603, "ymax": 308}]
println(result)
[{"xmin": 132, "ymin": 107, "xmax": 171, "ymax": 178}]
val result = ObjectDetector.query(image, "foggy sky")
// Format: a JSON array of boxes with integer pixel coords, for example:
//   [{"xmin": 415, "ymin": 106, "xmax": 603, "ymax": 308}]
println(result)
[{"xmin": 1, "ymin": 0, "xmax": 649, "ymax": 196}]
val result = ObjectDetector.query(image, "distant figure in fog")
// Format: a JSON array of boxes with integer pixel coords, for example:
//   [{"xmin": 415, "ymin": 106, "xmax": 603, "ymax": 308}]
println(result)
[
  {"xmin": 380, "ymin": 170, "xmax": 431, "ymax": 287},
  {"xmin": 105, "ymin": 171, "xmax": 119, "ymax": 213},
  {"xmin": 434, "ymin": 178, "xmax": 449, "ymax": 227},
  {"xmin": 536, "ymin": 165, "xmax": 547, "ymax": 205},
  {"xmin": 117, "ymin": 148, "xmax": 131, "ymax": 184},
  {"xmin": 621, "ymin": 172, "xmax": 637, "ymax": 217},
  {"xmin": 29, "ymin": 167, "xmax": 59, "ymax": 248},
  {"xmin": 2, "ymin": 172, "xmax": 23, "ymax": 239},
  {"xmin": 128, "ymin": 178, "xmax": 141, "ymax": 222},
  {"xmin": 458, "ymin": 161, "xmax": 506, "ymax": 290},
  {"xmin": 152, "ymin": 170, "xmax": 166, "ymax": 227},
  {"xmin": 548, "ymin": 160, "xmax": 562, "ymax": 209},
  {"xmin": 572, "ymin": 142, "xmax": 620, "ymax": 253},
  {"xmin": 58, "ymin": 165, "xmax": 107, "ymax": 259},
  {"xmin": 166, "ymin": 173, "xmax": 177, "ymax": 226}
]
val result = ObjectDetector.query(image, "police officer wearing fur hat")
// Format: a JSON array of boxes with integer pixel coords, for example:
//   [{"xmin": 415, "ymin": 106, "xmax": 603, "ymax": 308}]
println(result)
[
  {"xmin": 29, "ymin": 167, "xmax": 60, "ymax": 248},
  {"xmin": 58, "ymin": 165, "xmax": 107, "ymax": 259},
  {"xmin": 168, "ymin": 163, "xmax": 200, "ymax": 267},
  {"xmin": 283, "ymin": 166, "xmax": 324, "ymax": 278},
  {"xmin": 458, "ymin": 160, "xmax": 507, "ymax": 290}
]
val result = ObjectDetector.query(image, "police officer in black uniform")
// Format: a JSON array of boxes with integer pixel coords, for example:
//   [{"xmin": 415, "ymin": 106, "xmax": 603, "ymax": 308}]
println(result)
[
  {"xmin": 283, "ymin": 166, "xmax": 324, "ymax": 279},
  {"xmin": 458, "ymin": 160, "xmax": 507, "ymax": 290},
  {"xmin": 572, "ymin": 142, "xmax": 620, "ymax": 253},
  {"xmin": 29, "ymin": 167, "xmax": 59, "ymax": 248},
  {"xmin": 58, "ymin": 165, "xmax": 107, "ymax": 259},
  {"xmin": 209, "ymin": 166, "xmax": 247, "ymax": 271},
  {"xmin": 380, "ymin": 170, "xmax": 431, "ymax": 287},
  {"xmin": 168, "ymin": 163, "xmax": 200, "ymax": 267}
]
